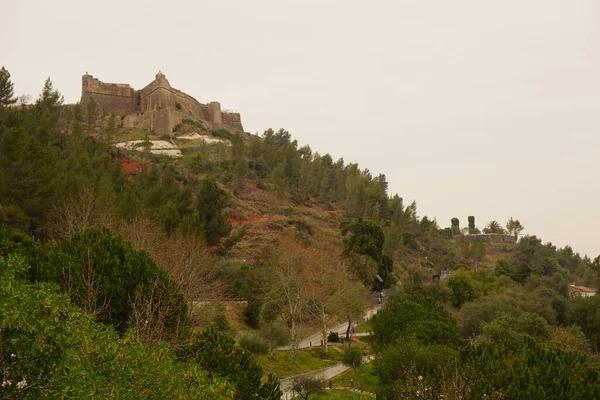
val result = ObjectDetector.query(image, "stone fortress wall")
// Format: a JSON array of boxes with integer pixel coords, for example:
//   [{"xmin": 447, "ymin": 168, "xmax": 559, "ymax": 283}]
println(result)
[
  {"xmin": 464, "ymin": 234, "xmax": 517, "ymax": 243},
  {"xmin": 81, "ymin": 75, "xmax": 137, "ymax": 116},
  {"xmin": 80, "ymin": 72, "xmax": 243, "ymax": 136}
]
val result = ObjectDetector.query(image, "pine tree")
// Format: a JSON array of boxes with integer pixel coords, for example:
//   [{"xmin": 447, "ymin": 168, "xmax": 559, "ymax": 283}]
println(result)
[{"xmin": 0, "ymin": 66, "xmax": 17, "ymax": 107}]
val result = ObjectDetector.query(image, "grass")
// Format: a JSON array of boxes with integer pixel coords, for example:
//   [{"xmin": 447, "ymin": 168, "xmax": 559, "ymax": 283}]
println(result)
[
  {"xmin": 257, "ymin": 347, "xmax": 341, "ymax": 378},
  {"xmin": 331, "ymin": 362, "xmax": 379, "ymax": 393},
  {"xmin": 355, "ymin": 320, "xmax": 372, "ymax": 334}
]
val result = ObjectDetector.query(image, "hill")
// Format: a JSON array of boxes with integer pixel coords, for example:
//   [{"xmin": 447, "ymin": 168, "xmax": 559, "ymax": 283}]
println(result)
[{"xmin": 3, "ymin": 70, "xmax": 600, "ymax": 398}]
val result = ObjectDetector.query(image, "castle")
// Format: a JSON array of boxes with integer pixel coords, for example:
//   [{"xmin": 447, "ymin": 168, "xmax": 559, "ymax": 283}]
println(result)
[{"xmin": 80, "ymin": 72, "xmax": 244, "ymax": 136}]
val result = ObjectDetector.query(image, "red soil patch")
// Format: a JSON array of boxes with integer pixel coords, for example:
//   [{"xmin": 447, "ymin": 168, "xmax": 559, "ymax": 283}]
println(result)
[{"xmin": 120, "ymin": 159, "xmax": 148, "ymax": 175}]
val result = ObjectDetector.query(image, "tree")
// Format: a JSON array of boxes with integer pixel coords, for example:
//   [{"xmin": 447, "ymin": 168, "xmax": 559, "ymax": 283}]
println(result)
[
  {"xmin": 451, "ymin": 217, "xmax": 460, "ymax": 236},
  {"xmin": 291, "ymin": 376, "xmax": 323, "ymax": 400},
  {"xmin": 19, "ymin": 228, "xmax": 190, "ymax": 341},
  {"xmin": 86, "ymin": 98, "xmax": 98, "ymax": 133},
  {"xmin": 192, "ymin": 178, "xmax": 232, "ymax": 246},
  {"xmin": 340, "ymin": 217, "xmax": 394, "ymax": 288},
  {"xmin": 305, "ymin": 251, "xmax": 368, "ymax": 353},
  {"xmin": 0, "ymin": 255, "xmax": 236, "ymax": 400},
  {"xmin": 0, "ymin": 66, "xmax": 16, "ymax": 107},
  {"xmin": 483, "ymin": 220, "xmax": 506, "ymax": 234},
  {"xmin": 371, "ymin": 295, "xmax": 461, "ymax": 350},
  {"xmin": 181, "ymin": 327, "xmax": 281, "ymax": 400},
  {"xmin": 468, "ymin": 215, "xmax": 478, "ymax": 234},
  {"xmin": 506, "ymin": 217, "xmax": 524, "ymax": 237},
  {"xmin": 264, "ymin": 238, "xmax": 313, "ymax": 354}
]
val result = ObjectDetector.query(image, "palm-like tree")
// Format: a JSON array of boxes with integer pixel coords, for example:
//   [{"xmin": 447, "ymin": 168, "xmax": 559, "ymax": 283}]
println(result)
[{"xmin": 483, "ymin": 221, "xmax": 506, "ymax": 234}]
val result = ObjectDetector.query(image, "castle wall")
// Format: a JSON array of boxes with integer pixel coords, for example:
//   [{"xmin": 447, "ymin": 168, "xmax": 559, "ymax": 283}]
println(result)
[
  {"xmin": 123, "ymin": 108, "xmax": 182, "ymax": 138},
  {"xmin": 82, "ymin": 72, "xmax": 244, "ymax": 135},
  {"xmin": 139, "ymin": 73, "xmax": 210, "ymax": 122},
  {"xmin": 222, "ymin": 112, "xmax": 243, "ymax": 131},
  {"xmin": 464, "ymin": 234, "xmax": 517, "ymax": 243},
  {"xmin": 81, "ymin": 74, "xmax": 137, "ymax": 116}
]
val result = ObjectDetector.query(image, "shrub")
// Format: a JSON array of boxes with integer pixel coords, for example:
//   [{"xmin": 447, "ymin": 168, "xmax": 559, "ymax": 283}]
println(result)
[
  {"xmin": 259, "ymin": 323, "xmax": 290, "ymax": 348},
  {"xmin": 238, "ymin": 332, "xmax": 270, "ymax": 355},
  {"xmin": 175, "ymin": 102, "xmax": 182, "ymax": 110},
  {"xmin": 243, "ymin": 298, "xmax": 261, "ymax": 328},
  {"xmin": 342, "ymin": 346, "xmax": 363, "ymax": 369},
  {"xmin": 211, "ymin": 129, "xmax": 233, "ymax": 140},
  {"xmin": 327, "ymin": 331, "xmax": 340, "ymax": 343}
]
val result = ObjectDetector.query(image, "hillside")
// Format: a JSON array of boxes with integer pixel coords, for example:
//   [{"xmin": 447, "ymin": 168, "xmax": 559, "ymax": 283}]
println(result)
[{"xmin": 2, "ymin": 71, "xmax": 600, "ymax": 398}]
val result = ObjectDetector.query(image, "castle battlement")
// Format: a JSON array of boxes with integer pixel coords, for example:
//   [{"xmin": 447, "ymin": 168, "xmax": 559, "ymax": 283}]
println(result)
[{"xmin": 80, "ymin": 72, "xmax": 243, "ymax": 136}]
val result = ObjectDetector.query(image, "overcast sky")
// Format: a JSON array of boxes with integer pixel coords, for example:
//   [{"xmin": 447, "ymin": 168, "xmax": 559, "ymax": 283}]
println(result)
[{"xmin": 2, "ymin": 0, "xmax": 599, "ymax": 257}]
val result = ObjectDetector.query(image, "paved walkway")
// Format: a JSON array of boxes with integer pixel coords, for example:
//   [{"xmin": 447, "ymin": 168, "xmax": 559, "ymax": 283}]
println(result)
[
  {"xmin": 279, "ymin": 356, "xmax": 374, "ymax": 399},
  {"xmin": 276, "ymin": 306, "xmax": 380, "ymax": 351}
]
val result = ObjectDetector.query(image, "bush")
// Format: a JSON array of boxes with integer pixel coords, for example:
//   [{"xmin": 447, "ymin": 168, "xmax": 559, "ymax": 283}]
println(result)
[
  {"xmin": 175, "ymin": 102, "xmax": 182, "ymax": 110},
  {"xmin": 211, "ymin": 129, "xmax": 233, "ymax": 140},
  {"xmin": 238, "ymin": 332, "xmax": 270, "ymax": 355},
  {"xmin": 342, "ymin": 346, "xmax": 363, "ymax": 369},
  {"xmin": 243, "ymin": 299, "xmax": 261, "ymax": 328},
  {"xmin": 371, "ymin": 294, "xmax": 462, "ymax": 349},
  {"xmin": 259, "ymin": 323, "xmax": 290, "ymax": 348},
  {"xmin": 327, "ymin": 331, "xmax": 340, "ymax": 343}
]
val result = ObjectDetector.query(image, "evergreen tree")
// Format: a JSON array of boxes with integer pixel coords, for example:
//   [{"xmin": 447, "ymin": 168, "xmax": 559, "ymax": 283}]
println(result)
[
  {"xmin": 0, "ymin": 66, "xmax": 16, "ymax": 107},
  {"xmin": 194, "ymin": 178, "xmax": 232, "ymax": 246}
]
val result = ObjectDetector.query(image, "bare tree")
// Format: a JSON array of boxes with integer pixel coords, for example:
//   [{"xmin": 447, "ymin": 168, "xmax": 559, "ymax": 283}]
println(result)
[
  {"xmin": 114, "ymin": 217, "xmax": 228, "ymax": 313},
  {"xmin": 264, "ymin": 238, "xmax": 314, "ymax": 354},
  {"xmin": 306, "ymin": 251, "xmax": 368, "ymax": 354},
  {"xmin": 127, "ymin": 277, "xmax": 188, "ymax": 345},
  {"xmin": 47, "ymin": 187, "xmax": 116, "ymax": 241},
  {"xmin": 62, "ymin": 247, "xmax": 109, "ymax": 317}
]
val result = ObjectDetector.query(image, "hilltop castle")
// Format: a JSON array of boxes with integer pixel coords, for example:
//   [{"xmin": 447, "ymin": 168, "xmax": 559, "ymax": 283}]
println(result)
[{"xmin": 80, "ymin": 72, "xmax": 244, "ymax": 136}]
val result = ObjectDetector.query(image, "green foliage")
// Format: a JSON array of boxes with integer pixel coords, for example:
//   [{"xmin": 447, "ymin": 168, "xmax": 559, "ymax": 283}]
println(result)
[
  {"xmin": 0, "ymin": 66, "xmax": 16, "ymax": 107},
  {"xmin": 483, "ymin": 220, "xmax": 506, "ymax": 234},
  {"xmin": 446, "ymin": 268, "xmax": 499, "ymax": 307},
  {"xmin": 292, "ymin": 376, "xmax": 324, "ymax": 400},
  {"xmin": 193, "ymin": 177, "xmax": 232, "ymax": 246},
  {"xmin": 340, "ymin": 217, "xmax": 394, "ymax": 287},
  {"xmin": 0, "ymin": 255, "xmax": 234, "ymax": 399},
  {"xmin": 480, "ymin": 312, "xmax": 551, "ymax": 346},
  {"xmin": 453, "ymin": 338, "xmax": 600, "ymax": 399},
  {"xmin": 467, "ymin": 215, "xmax": 476, "ymax": 234},
  {"xmin": 0, "ymin": 227, "xmax": 188, "ymax": 338},
  {"xmin": 238, "ymin": 331, "xmax": 270, "ymax": 355},
  {"xmin": 180, "ymin": 327, "xmax": 282, "ymax": 400},
  {"xmin": 506, "ymin": 216, "xmax": 524, "ymax": 237},
  {"xmin": 212, "ymin": 129, "xmax": 234, "ymax": 140},
  {"xmin": 342, "ymin": 346, "xmax": 364, "ymax": 369},
  {"xmin": 571, "ymin": 295, "xmax": 600, "ymax": 349},
  {"xmin": 259, "ymin": 322, "xmax": 291, "ymax": 349},
  {"xmin": 327, "ymin": 331, "xmax": 340, "ymax": 342},
  {"xmin": 450, "ymin": 217, "xmax": 460, "ymax": 235},
  {"xmin": 371, "ymin": 295, "xmax": 462, "ymax": 350}
]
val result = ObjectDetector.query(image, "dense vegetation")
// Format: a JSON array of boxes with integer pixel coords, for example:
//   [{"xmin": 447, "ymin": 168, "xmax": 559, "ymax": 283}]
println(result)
[{"xmin": 3, "ymin": 67, "xmax": 600, "ymax": 398}]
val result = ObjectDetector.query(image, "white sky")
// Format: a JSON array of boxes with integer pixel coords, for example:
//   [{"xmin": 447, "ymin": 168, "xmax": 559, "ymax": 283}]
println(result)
[{"xmin": 2, "ymin": 0, "xmax": 599, "ymax": 257}]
